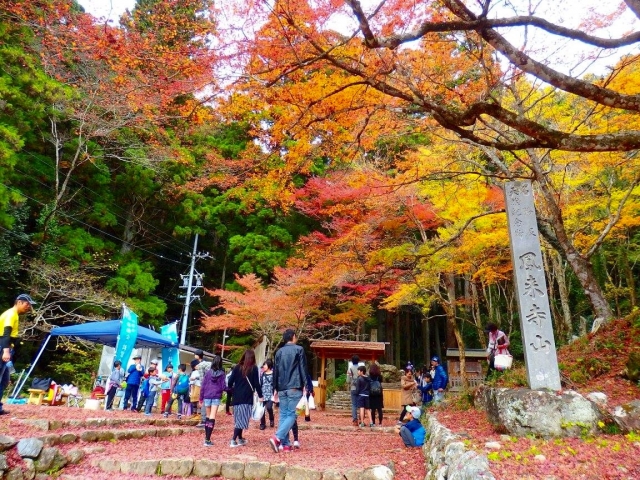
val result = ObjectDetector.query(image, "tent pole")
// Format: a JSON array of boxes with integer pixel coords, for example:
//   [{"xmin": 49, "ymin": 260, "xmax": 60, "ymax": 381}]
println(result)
[
  {"xmin": 10, "ymin": 369, "xmax": 26, "ymax": 397},
  {"xmin": 12, "ymin": 334, "xmax": 52, "ymax": 399}
]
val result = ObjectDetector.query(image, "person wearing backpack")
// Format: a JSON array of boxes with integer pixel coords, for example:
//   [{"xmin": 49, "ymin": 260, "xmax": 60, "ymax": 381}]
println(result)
[
  {"xmin": 144, "ymin": 368, "xmax": 162, "ymax": 415},
  {"xmin": 417, "ymin": 371, "xmax": 434, "ymax": 404},
  {"xmin": 347, "ymin": 355, "xmax": 363, "ymax": 426},
  {"xmin": 368, "ymin": 363, "xmax": 384, "ymax": 426},
  {"xmin": 136, "ymin": 369, "xmax": 152, "ymax": 412},
  {"xmin": 355, "ymin": 365, "xmax": 373, "ymax": 427},
  {"xmin": 163, "ymin": 364, "xmax": 190, "ymax": 419}
]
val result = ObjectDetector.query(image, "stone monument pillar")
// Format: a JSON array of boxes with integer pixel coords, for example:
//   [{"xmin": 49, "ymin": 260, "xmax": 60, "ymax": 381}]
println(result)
[{"xmin": 504, "ymin": 180, "xmax": 561, "ymax": 391}]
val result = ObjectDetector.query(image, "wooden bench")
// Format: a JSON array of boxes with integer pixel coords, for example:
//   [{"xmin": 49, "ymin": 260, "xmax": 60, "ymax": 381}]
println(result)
[{"xmin": 27, "ymin": 389, "xmax": 47, "ymax": 405}]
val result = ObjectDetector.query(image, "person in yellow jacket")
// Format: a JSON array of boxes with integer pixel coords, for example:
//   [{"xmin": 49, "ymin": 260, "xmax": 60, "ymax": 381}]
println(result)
[{"xmin": 0, "ymin": 294, "xmax": 36, "ymax": 414}]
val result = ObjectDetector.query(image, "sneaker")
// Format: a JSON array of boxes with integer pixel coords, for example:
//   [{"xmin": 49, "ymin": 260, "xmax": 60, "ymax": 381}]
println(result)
[
  {"xmin": 259, "ymin": 424, "xmax": 266, "ymax": 430},
  {"xmin": 144, "ymin": 413, "xmax": 152, "ymax": 416},
  {"xmin": 230, "ymin": 440, "xmax": 240, "ymax": 448},
  {"xmin": 0, "ymin": 410, "xmax": 9, "ymax": 416},
  {"xmin": 177, "ymin": 414, "xmax": 182, "ymax": 420},
  {"xmin": 204, "ymin": 440, "xmax": 213, "ymax": 447},
  {"xmin": 352, "ymin": 419, "xmax": 358, "ymax": 426},
  {"xmin": 293, "ymin": 440, "xmax": 300, "ymax": 449},
  {"xmin": 370, "ymin": 423, "xmax": 375, "ymax": 428},
  {"xmin": 163, "ymin": 413, "xmax": 169, "ymax": 418},
  {"xmin": 359, "ymin": 423, "xmax": 365, "ymax": 427},
  {"xmin": 282, "ymin": 445, "xmax": 293, "ymax": 452},
  {"xmin": 270, "ymin": 422, "xmax": 274, "ymax": 428},
  {"xmin": 237, "ymin": 438, "xmax": 247, "ymax": 446},
  {"xmin": 226, "ymin": 411, "xmax": 232, "ymax": 416},
  {"xmin": 268, "ymin": 435, "xmax": 281, "ymax": 453},
  {"xmin": 196, "ymin": 422, "xmax": 205, "ymax": 428}
]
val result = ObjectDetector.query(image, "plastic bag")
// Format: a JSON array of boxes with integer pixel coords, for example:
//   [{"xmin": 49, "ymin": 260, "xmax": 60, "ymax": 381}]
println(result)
[
  {"xmin": 295, "ymin": 395, "xmax": 307, "ymax": 416},
  {"xmin": 494, "ymin": 354, "xmax": 513, "ymax": 371},
  {"xmin": 308, "ymin": 394, "xmax": 316, "ymax": 410},
  {"xmin": 252, "ymin": 394, "xmax": 265, "ymax": 421}
]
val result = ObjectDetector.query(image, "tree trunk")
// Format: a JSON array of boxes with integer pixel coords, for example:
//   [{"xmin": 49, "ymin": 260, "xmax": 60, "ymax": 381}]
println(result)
[
  {"xmin": 530, "ymin": 154, "xmax": 614, "ymax": 322},
  {"xmin": 443, "ymin": 273, "xmax": 467, "ymax": 389},
  {"xmin": 550, "ymin": 250, "xmax": 574, "ymax": 342},
  {"xmin": 469, "ymin": 278, "xmax": 484, "ymax": 341}
]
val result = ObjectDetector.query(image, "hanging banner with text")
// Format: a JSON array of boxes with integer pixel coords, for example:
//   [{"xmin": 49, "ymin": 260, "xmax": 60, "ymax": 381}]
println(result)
[
  {"xmin": 114, "ymin": 305, "xmax": 138, "ymax": 366},
  {"xmin": 161, "ymin": 322, "xmax": 180, "ymax": 368}
]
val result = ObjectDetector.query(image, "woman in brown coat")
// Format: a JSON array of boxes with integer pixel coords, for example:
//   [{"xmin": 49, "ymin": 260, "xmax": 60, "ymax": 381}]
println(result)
[{"xmin": 399, "ymin": 368, "xmax": 418, "ymax": 422}]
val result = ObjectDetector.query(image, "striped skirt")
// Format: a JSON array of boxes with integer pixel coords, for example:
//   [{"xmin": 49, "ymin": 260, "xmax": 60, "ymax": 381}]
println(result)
[{"xmin": 234, "ymin": 403, "xmax": 252, "ymax": 430}]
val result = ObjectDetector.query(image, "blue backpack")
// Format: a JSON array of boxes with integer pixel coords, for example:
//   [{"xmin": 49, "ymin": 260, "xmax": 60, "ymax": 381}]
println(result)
[
  {"xmin": 175, "ymin": 373, "xmax": 189, "ymax": 395},
  {"xmin": 141, "ymin": 378, "xmax": 150, "ymax": 397}
]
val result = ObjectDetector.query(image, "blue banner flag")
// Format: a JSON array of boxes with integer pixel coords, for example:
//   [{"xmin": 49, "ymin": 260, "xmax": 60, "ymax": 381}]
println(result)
[
  {"xmin": 161, "ymin": 322, "xmax": 180, "ymax": 368},
  {"xmin": 114, "ymin": 305, "xmax": 138, "ymax": 365}
]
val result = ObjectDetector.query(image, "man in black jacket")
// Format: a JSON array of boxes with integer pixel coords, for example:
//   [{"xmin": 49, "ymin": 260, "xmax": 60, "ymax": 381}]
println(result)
[{"xmin": 268, "ymin": 329, "xmax": 307, "ymax": 453}]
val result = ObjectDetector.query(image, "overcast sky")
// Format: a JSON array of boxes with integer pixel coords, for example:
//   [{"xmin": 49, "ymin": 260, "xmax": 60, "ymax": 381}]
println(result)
[
  {"xmin": 77, "ymin": 0, "xmax": 134, "ymax": 22},
  {"xmin": 76, "ymin": 0, "xmax": 638, "ymax": 77}
]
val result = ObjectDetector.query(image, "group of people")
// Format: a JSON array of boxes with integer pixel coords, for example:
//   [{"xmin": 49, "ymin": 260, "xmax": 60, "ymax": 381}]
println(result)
[
  {"xmin": 2, "ymin": 290, "xmax": 511, "ymax": 452},
  {"xmin": 105, "ymin": 349, "xmax": 220, "ymax": 420}
]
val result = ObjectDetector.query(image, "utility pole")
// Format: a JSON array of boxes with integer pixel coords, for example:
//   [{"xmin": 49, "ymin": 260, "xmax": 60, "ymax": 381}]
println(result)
[{"xmin": 179, "ymin": 234, "xmax": 210, "ymax": 345}]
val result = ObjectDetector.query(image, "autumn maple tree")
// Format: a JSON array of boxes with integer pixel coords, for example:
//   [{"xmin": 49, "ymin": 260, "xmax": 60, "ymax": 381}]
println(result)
[{"xmin": 228, "ymin": 0, "xmax": 640, "ymax": 152}]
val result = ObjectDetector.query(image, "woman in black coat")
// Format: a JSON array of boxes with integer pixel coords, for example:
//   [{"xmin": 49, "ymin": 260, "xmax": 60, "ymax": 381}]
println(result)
[{"xmin": 227, "ymin": 349, "xmax": 263, "ymax": 447}]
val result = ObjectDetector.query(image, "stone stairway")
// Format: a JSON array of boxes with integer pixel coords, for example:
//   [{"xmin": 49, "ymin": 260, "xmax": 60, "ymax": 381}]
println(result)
[{"xmin": 324, "ymin": 390, "xmax": 352, "ymax": 410}]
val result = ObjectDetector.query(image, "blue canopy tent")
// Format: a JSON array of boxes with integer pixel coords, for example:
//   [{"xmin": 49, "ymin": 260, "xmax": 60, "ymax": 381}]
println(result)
[
  {"xmin": 49, "ymin": 320, "xmax": 177, "ymax": 348},
  {"xmin": 12, "ymin": 320, "xmax": 177, "ymax": 399}
]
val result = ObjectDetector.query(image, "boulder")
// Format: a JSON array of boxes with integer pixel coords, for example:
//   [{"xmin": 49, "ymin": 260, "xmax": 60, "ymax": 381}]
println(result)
[
  {"xmin": 160, "ymin": 458, "xmax": 194, "ymax": 477},
  {"xmin": 268, "ymin": 462, "xmax": 288, "ymax": 480},
  {"xmin": 192, "ymin": 459, "xmax": 222, "ymax": 477},
  {"xmin": 220, "ymin": 461, "xmax": 245, "ymax": 479},
  {"xmin": 378, "ymin": 364, "xmax": 402, "ymax": 383},
  {"xmin": 96, "ymin": 459, "xmax": 121, "ymax": 472},
  {"xmin": 612, "ymin": 399, "xmax": 640, "ymax": 433},
  {"xmin": 17, "ymin": 439, "xmax": 44, "ymax": 459},
  {"xmin": 322, "ymin": 470, "xmax": 346, "ymax": 480},
  {"xmin": 482, "ymin": 388, "xmax": 603, "ymax": 437},
  {"xmin": 38, "ymin": 435, "xmax": 60, "ymax": 447},
  {"xmin": 22, "ymin": 459, "xmax": 35, "ymax": 480},
  {"xmin": 6, "ymin": 467, "xmax": 24, "ymax": 480},
  {"xmin": 0, "ymin": 454, "xmax": 7, "ymax": 470},
  {"xmin": 0, "ymin": 435, "xmax": 17, "ymax": 452},
  {"xmin": 284, "ymin": 466, "xmax": 322, "ymax": 480},
  {"xmin": 34, "ymin": 447, "xmax": 58, "ymax": 472},
  {"xmin": 59, "ymin": 433, "xmax": 77, "ymax": 445},
  {"xmin": 447, "ymin": 450, "xmax": 494, "ymax": 480},
  {"xmin": 244, "ymin": 461, "xmax": 270, "ymax": 479},
  {"xmin": 359, "ymin": 465, "xmax": 394, "ymax": 480},
  {"xmin": 586, "ymin": 392, "xmax": 608, "ymax": 407},
  {"xmin": 120, "ymin": 460, "xmax": 159, "ymax": 475},
  {"xmin": 65, "ymin": 449, "xmax": 85, "ymax": 465},
  {"xmin": 423, "ymin": 414, "xmax": 495, "ymax": 480}
]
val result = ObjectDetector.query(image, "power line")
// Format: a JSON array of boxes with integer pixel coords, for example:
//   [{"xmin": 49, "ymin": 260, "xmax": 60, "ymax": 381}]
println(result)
[
  {"xmin": 14, "ymin": 157, "xmax": 195, "ymax": 253},
  {"xmin": 4, "ymin": 184, "xmax": 190, "ymax": 266},
  {"xmin": 0, "ymin": 225, "xmax": 187, "ymax": 308}
]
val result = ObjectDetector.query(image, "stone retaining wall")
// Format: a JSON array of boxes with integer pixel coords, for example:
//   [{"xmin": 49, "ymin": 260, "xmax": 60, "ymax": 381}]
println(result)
[
  {"xmin": 0, "ymin": 427, "xmax": 395, "ymax": 480},
  {"xmin": 423, "ymin": 414, "xmax": 495, "ymax": 480},
  {"xmin": 91, "ymin": 457, "xmax": 395, "ymax": 480}
]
